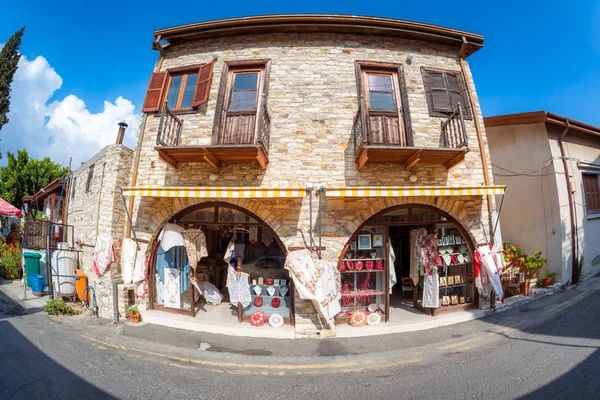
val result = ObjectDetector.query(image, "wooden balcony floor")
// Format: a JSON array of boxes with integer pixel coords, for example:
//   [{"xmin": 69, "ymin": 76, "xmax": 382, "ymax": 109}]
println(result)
[
  {"xmin": 155, "ymin": 144, "xmax": 268, "ymax": 170},
  {"xmin": 356, "ymin": 144, "xmax": 469, "ymax": 170}
]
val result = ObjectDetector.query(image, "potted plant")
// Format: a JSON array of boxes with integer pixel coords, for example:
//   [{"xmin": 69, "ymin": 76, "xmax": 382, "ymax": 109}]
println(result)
[
  {"xmin": 126, "ymin": 306, "xmax": 141, "ymax": 323},
  {"xmin": 542, "ymin": 272, "xmax": 556, "ymax": 288},
  {"xmin": 0, "ymin": 243, "xmax": 21, "ymax": 280},
  {"xmin": 521, "ymin": 251, "xmax": 548, "ymax": 295}
]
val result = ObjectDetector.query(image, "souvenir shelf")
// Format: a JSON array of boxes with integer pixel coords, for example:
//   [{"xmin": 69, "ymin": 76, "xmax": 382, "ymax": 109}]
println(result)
[
  {"xmin": 338, "ymin": 239, "xmax": 387, "ymax": 320},
  {"xmin": 244, "ymin": 283, "xmax": 292, "ymax": 323},
  {"xmin": 436, "ymin": 223, "xmax": 474, "ymax": 308}
]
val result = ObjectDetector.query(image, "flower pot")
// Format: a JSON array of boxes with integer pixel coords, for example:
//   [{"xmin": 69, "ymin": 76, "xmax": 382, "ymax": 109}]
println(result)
[
  {"xmin": 129, "ymin": 314, "xmax": 140, "ymax": 323},
  {"xmin": 519, "ymin": 281, "xmax": 530, "ymax": 296},
  {"xmin": 542, "ymin": 278, "xmax": 552, "ymax": 288}
]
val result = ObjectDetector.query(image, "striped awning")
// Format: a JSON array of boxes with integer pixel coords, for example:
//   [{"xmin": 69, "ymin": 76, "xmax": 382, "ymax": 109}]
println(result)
[
  {"xmin": 324, "ymin": 185, "xmax": 505, "ymax": 197},
  {"xmin": 121, "ymin": 186, "xmax": 306, "ymax": 198}
]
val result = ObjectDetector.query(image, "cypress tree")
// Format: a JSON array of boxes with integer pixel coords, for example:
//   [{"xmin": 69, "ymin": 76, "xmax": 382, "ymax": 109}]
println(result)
[{"xmin": 0, "ymin": 27, "xmax": 25, "ymax": 158}]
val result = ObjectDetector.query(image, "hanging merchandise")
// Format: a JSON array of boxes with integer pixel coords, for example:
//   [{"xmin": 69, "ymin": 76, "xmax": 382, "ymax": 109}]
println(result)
[
  {"xmin": 191, "ymin": 281, "xmax": 224, "ymax": 305},
  {"xmin": 158, "ymin": 223, "xmax": 185, "ymax": 251},
  {"xmin": 475, "ymin": 245, "xmax": 504, "ymax": 303},
  {"xmin": 409, "ymin": 228, "xmax": 426, "ymax": 285},
  {"xmin": 269, "ymin": 313, "xmax": 284, "ymax": 328},
  {"xmin": 164, "ymin": 268, "xmax": 181, "ymax": 308},
  {"xmin": 121, "ymin": 238, "xmax": 137, "ymax": 284},
  {"xmin": 418, "ymin": 233, "xmax": 440, "ymax": 308},
  {"xmin": 249, "ymin": 226, "xmax": 259, "ymax": 246},
  {"xmin": 261, "ymin": 229, "xmax": 274, "ymax": 247},
  {"xmin": 182, "ymin": 228, "xmax": 208, "ymax": 273},
  {"xmin": 92, "ymin": 234, "xmax": 117, "ymax": 277},
  {"xmin": 227, "ymin": 267, "xmax": 252, "ymax": 308},
  {"xmin": 284, "ymin": 250, "xmax": 341, "ymax": 329},
  {"xmin": 133, "ymin": 247, "xmax": 148, "ymax": 299},
  {"xmin": 388, "ymin": 238, "xmax": 397, "ymax": 294}
]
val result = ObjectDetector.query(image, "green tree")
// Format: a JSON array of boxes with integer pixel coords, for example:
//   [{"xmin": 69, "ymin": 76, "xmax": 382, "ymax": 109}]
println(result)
[
  {"xmin": 0, "ymin": 149, "xmax": 68, "ymax": 209},
  {"xmin": 0, "ymin": 27, "xmax": 25, "ymax": 158}
]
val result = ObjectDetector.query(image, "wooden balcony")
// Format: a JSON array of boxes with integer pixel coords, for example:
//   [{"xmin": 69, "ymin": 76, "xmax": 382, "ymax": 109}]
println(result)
[
  {"xmin": 354, "ymin": 103, "xmax": 469, "ymax": 170},
  {"xmin": 154, "ymin": 103, "xmax": 270, "ymax": 170}
]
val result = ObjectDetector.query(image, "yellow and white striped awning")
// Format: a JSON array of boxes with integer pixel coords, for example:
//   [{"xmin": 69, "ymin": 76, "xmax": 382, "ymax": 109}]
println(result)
[
  {"xmin": 324, "ymin": 185, "xmax": 505, "ymax": 197},
  {"xmin": 121, "ymin": 186, "xmax": 306, "ymax": 198}
]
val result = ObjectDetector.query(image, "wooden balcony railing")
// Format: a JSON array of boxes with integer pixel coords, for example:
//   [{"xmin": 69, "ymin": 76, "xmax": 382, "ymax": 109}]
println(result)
[
  {"xmin": 156, "ymin": 102, "xmax": 183, "ymax": 147},
  {"xmin": 440, "ymin": 103, "xmax": 468, "ymax": 149},
  {"xmin": 353, "ymin": 100, "xmax": 469, "ymax": 170}
]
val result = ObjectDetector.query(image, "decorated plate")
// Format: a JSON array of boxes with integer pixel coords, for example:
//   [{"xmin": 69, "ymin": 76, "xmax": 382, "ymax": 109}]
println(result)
[
  {"xmin": 269, "ymin": 313, "xmax": 284, "ymax": 328},
  {"xmin": 367, "ymin": 312, "xmax": 381, "ymax": 326},
  {"xmin": 367, "ymin": 303, "xmax": 378, "ymax": 313}
]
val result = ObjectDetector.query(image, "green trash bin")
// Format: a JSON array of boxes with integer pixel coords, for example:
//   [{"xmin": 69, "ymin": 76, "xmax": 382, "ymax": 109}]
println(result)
[{"xmin": 23, "ymin": 252, "xmax": 43, "ymax": 288}]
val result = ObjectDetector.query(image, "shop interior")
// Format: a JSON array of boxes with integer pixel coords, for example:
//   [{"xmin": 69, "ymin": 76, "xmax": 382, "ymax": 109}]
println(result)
[
  {"xmin": 339, "ymin": 206, "xmax": 475, "ymax": 324},
  {"xmin": 151, "ymin": 204, "xmax": 292, "ymax": 326}
]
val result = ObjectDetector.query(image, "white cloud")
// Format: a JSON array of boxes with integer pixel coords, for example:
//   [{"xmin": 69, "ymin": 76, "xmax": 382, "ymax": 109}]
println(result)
[{"xmin": 1, "ymin": 54, "xmax": 139, "ymax": 166}]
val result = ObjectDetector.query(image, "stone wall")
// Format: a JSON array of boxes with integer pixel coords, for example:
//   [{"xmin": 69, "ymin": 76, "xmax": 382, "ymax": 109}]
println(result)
[
  {"xmin": 67, "ymin": 144, "xmax": 133, "ymax": 318},
  {"xmin": 130, "ymin": 32, "xmax": 495, "ymax": 332}
]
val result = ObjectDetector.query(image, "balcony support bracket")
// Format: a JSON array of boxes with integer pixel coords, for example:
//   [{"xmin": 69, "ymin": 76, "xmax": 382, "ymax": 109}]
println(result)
[
  {"xmin": 445, "ymin": 152, "xmax": 466, "ymax": 170},
  {"xmin": 404, "ymin": 150, "xmax": 422, "ymax": 171},
  {"xmin": 203, "ymin": 149, "xmax": 220, "ymax": 169}
]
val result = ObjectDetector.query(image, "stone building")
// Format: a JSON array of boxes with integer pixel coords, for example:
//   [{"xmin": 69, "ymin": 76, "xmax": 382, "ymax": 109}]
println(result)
[
  {"xmin": 115, "ymin": 15, "xmax": 503, "ymax": 337},
  {"xmin": 65, "ymin": 15, "xmax": 503, "ymax": 337},
  {"xmin": 66, "ymin": 135, "xmax": 133, "ymax": 319}
]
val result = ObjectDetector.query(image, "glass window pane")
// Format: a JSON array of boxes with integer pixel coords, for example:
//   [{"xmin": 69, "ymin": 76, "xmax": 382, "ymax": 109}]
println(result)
[
  {"xmin": 373, "ymin": 208, "xmax": 409, "ymax": 223},
  {"xmin": 230, "ymin": 90, "xmax": 257, "ymax": 111},
  {"xmin": 411, "ymin": 208, "xmax": 441, "ymax": 222},
  {"xmin": 180, "ymin": 73, "xmax": 197, "ymax": 109},
  {"xmin": 166, "ymin": 75, "xmax": 183, "ymax": 108},
  {"xmin": 368, "ymin": 74, "xmax": 392, "ymax": 92},
  {"xmin": 218, "ymin": 208, "xmax": 257, "ymax": 223},
  {"xmin": 369, "ymin": 92, "xmax": 395, "ymax": 110},
  {"xmin": 233, "ymin": 73, "xmax": 258, "ymax": 90},
  {"xmin": 179, "ymin": 207, "xmax": 216, "ymax": 223}
]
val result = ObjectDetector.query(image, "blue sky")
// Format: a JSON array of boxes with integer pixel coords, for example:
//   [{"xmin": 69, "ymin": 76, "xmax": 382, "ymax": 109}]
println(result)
[{"xmin": 2, "ymin": 0, "xmax": 599, "ymax": 166}]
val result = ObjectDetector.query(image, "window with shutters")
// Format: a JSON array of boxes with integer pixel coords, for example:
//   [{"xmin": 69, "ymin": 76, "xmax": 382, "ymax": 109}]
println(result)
[
  {"xmin": 85, "ymin": 164, "xmax": 94, "ymax": 193},
  {"xmin": 212, "ymin": 60, "xmax": 271, "ymax": 146},
  {"xmin": 422, "ymin": 68, "xmax": 472, "ymax": 120},
  {"xmin": 142, "ymin": 62, "xmax": 214, "ymax": 113},
  {"xmin": 355, "ymin": 62, "xmax": 411, "ymax": 147},
  {"xmin": 582, "ymin": 174, "xmax": 600, "ymax": 217}
]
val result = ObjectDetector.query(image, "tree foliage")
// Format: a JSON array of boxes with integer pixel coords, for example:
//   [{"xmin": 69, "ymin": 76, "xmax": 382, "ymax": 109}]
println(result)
[
  {"xmin": 0, "ymin": 27, "xmax": 25, "ymax": 157},
  {"xmin": 0, "ymin": 149, "xmax": 68, "ymax": 209}
]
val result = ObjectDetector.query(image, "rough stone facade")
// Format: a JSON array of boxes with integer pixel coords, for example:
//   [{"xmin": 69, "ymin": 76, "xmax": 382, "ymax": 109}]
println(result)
[
  {"xmin": 67, "ymin": 145, "xmax": 133, "ymax": 318},
  {"xmin": 125, "ymin": 31, "xmax": 496, "ymax": 335}
]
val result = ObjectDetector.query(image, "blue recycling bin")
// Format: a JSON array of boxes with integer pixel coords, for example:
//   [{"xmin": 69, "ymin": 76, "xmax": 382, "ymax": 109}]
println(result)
[{"xmin": 30, "ymin": 274, "xmax": 45, "ymax": 296}]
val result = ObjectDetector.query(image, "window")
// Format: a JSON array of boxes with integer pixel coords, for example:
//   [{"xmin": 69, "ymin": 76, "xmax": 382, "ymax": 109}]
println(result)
[
  {"xmin": 212, "ymin": 60, "xmax": 271, "ymax": 145},
  {"xmin": 71, "ymin": 176, "xmax": 77, "ymax": 200},
  {"xmin": 229, "ymin": 72, "xmax": 259, "ymax": 111},
  {"xmin": 583, "ymin": 174, "xmax": 600, "ymax": 217},
  {"xmin": 142, "ymin": 62, "xmax": 214, "ymax": 113},
  {"xmin": 355, "ymin": 62, "xmax": 411, "ymax": 146},
  {"xmin": 165, "ymin": 72, "xmax": 198, "ymax": 110},
  {"xmin": 422, "ymin": 69, "xmax": 472, "ymax": 119},
  {"xmin": 85, "ymin": 164, "xmax": 95, "ymax": 193}
]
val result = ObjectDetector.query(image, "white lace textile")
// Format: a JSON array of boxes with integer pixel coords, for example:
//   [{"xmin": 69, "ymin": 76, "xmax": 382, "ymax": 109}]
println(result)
[{"xmin": 227, "ymin": 268, "xmax": 251, "ymax": 308}]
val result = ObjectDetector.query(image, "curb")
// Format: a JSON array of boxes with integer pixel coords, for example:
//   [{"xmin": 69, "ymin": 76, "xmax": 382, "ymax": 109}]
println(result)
[{"xmin": 484, "ymin": 283, "xmax": 567, "ymax": 316}]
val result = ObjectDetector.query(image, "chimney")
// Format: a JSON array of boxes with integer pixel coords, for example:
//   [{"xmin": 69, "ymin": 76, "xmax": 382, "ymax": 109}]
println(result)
[{"xmin": 116, "ymin": 122, "xmax": 128, "ymax": 145}]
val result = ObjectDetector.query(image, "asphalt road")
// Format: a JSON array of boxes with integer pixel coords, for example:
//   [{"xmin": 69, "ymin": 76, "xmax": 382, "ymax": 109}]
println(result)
[{"xmin": 1, "ymin": 281, "xmax": 599, "ymax": 400}]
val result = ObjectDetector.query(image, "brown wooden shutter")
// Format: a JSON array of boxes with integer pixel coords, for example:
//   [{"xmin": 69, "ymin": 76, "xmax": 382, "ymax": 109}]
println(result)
[
  {"xmin": 142, "ymin": 72, "xmax": 168, "ymax": 113},
  {"xmin": 429, "ymin": 71, "xmax": 451, "ymax": 112},
  {"xmin": 211, "ymin": 63, "xmax": 229, "ymax": 145},
  {"xmin": 192, "ymin": 61, "xmax": 214, "ymax": 108},
  {"xmin": 583, "ymin": 174, "xmax": 600, "ymax": 214},
  {"xmin": 354, "ymin": 62, "xmax": 368, "ymax": 146},
  {"xmin": 456, "ymin": 72, "xmax": 473, "ymax": 120},
  {"xmin": 256, "ymin": 60, "xmax": 271, "ymax": 145},
  {"xmin": 398, "ymin": 65, "xmax": 413, "ymax": 146}
]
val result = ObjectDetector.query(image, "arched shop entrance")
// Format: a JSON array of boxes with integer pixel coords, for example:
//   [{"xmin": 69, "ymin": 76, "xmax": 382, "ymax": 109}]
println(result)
[
  {"xmin": 148, "ymin": 202, "xmax": 293, "ymax": 325},
  {"xmin": 337, "ymin": 204, "xmax": 475, "ymax": 323}
]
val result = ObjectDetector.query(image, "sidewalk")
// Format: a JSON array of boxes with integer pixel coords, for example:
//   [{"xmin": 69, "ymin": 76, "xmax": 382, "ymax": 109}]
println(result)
[{"xmin": 0, "ymin": 277, "xmax": 48, "ymax": 311}]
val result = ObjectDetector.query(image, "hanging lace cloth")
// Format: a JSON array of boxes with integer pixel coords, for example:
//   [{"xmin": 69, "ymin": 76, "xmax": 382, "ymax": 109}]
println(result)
[
  {"xmin": 389, "ymin": 238, "xmax": 397, "ymax": 294},
  {"xmin": 410, "ymin": 228, "xmax": 426, "ymax": 284},
  {"xmin": 475, "ymin": 244, "xmax": 504, "ymax": 302},
  {"xmin": 418, "ymin": 233, "xmax": 439, "ymax": 308},
  {"xmin": 227, "ymin": 268, "xmax": 251, "ymax": 308},
  {"xmin": 182, "ymin": 228, "xmax": 208, "ymax": 273},
  {"xmin": 92, "ymin": 234, "xmax": 117, "ymax": 277}
]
